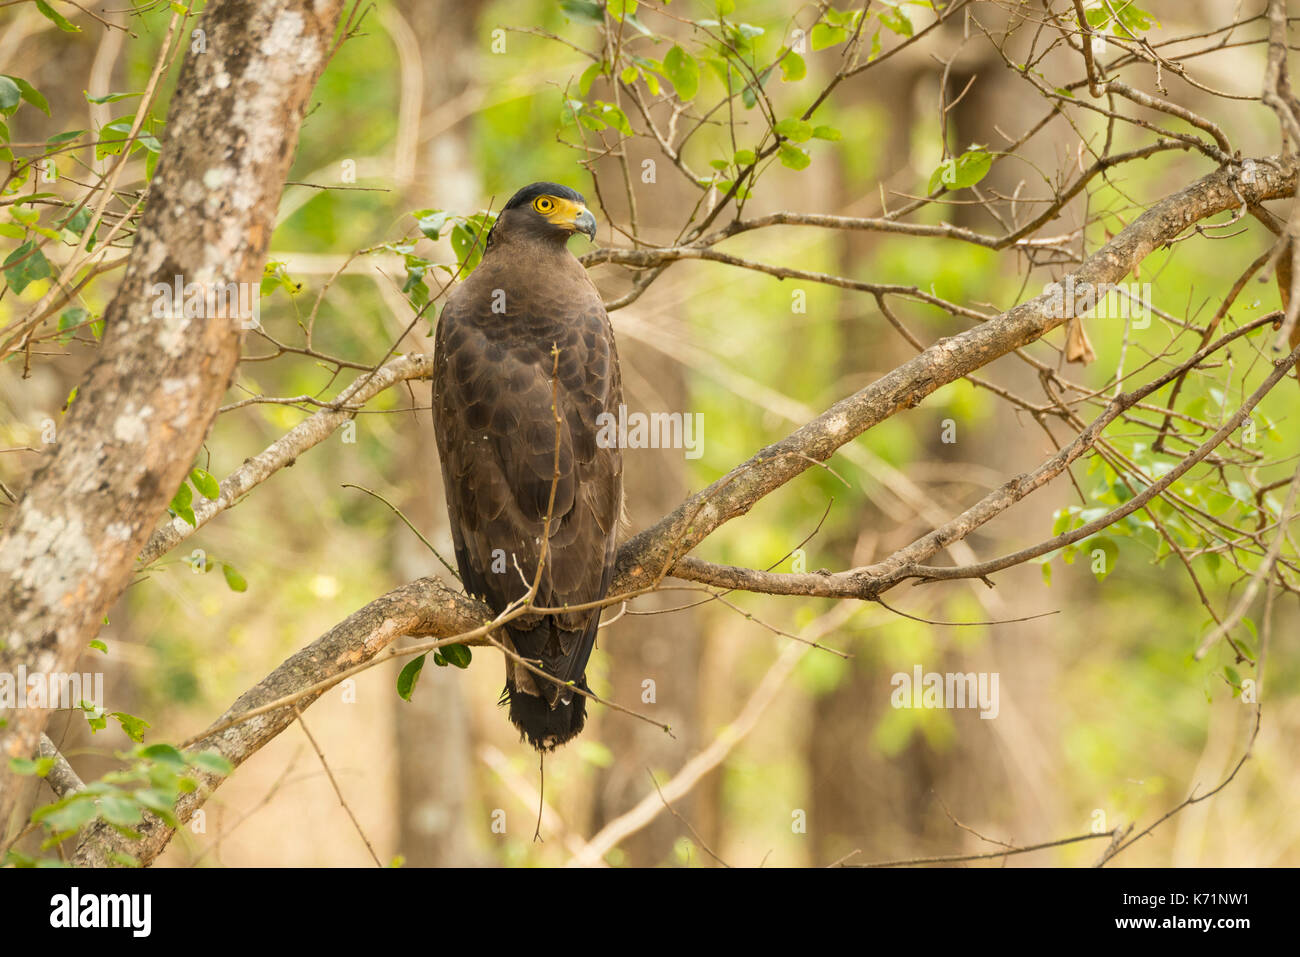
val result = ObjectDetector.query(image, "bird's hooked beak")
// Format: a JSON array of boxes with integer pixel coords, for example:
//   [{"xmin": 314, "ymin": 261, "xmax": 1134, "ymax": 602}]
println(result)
[{"xmin": 572, "ymin": 207, "xmax": 597, "ymax": 242}]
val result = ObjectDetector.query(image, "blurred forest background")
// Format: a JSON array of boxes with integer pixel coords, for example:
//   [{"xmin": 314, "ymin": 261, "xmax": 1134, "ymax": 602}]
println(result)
[{"xmin": 1, "ymin": 0, "xmax": 1297, "ymax": 867}]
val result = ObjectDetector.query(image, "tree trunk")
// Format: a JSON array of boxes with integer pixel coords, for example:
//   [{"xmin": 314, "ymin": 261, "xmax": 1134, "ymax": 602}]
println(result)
[{"xmin": 0, "ymin": 0, "xmax": 345, "ymax": 844}]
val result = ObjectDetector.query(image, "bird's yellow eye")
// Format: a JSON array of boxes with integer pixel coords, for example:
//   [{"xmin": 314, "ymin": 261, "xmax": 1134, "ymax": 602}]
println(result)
[{"xmin": 533, "ymin": 196, "xmax": 555, "ymax": 213}]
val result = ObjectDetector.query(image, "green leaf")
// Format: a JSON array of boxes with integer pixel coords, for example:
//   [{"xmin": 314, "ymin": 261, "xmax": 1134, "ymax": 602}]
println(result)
[
  {"xmin": 397, "ymin": 654, "xmax": 427, "ymax": 701},
  {"xmin": 778, "ymin": 142, "xmax": 811, "ymax": 170},
  {"xmin": 928, "ymin": 147, "xmax": 992, "ymax": 192},
  {"xmin": 9, "ymin": 757, "xmax": 45, "ymax": 776},
  {"xmin": 929, "ymin": 160, "xmax": 956, "ymax": 192},
  {"xmin": 823, "ymin": 6, "xmax": 860, "ymax": 27},
  {"xmin": 780, "ymin": 50, "xmax": 806, "ymax": 82},
  {"xmin": 607, "ymin": 0, "xmax": 637, "ymax": 21},
  {"xmin": 59, "ymin": 206, "xmax": 93, "ymax": 246},
  {"xmin": 31, "ymin": 794, "xmax": 74, "ymax": 822},
  {"xmin": 733, "ymin": 148, "xmax": 756, "ymax": 166},
  {"xmin": 451, "ymin": 222, "xmax": 484, "ymax": 273},
  {"xmin": 1092, "ymin": 1, "xmax": 1156, "ymax": 37},
  {"xmin": 260, "ymin": 259, "xmax": 300, "ymax": 297},
  {"xmin": 188, "ymin": 750, "xmax": 233, "ymax": 775},
  {"xmin": 592, "ymin": 101, "xmax": 634, "ymax": 135},
  {"xmin": 441, "ymin": 643, "xmax": 472, "ymax": 669},
  {"xmin": 1086, "ymin": 536, "xmax": 1119, "ymax": 582},
  {"xmin": 112, "ymin": 712, "xmax": 150, "ymax": 743},
  {"xmin": 89, "ymin": 639, "xmax": 107, "ymax": 654},
  {"xmin": 97, "ymin": 795, "xmax": 141, "ymax": 828},
  {"xmin": 3, "ymin": 241, "xmax": 52, "ymax": 294},
  {"xmin": 810, "ymin": 23, "xmax": 849, "ymax": 50},
  {"xmin": 741, "ymin": 65, "xmax": 773, "ymax": 109},
  {"xmin": 221, "ymin": 563, "xmax": 248, "ymax": 593},
  {"xmin": 9, "ymin": 76, "xmax": 50, "ymax": 115},
  {"xmin": 45, "ymin": 129, "xmax": 84, "ymax": 149},
  {"xmin": 578, "ymin": 61, "xmax": 605, "ymax": 97},
  {"xmin": 774, "ymin": 117, "xmax": 813, "ymax": 142},
  {"xmin": 139, "ymin": 743, "xmax": 186, "ymax": 766},
  {"xmin": 559, "ymin": 0, "xmax": 604, "ymax": 26},
  {"xmin": 663, "ymin": 45, "xmax": 699, "ymax": 101},
  {"xmin": 169, "ymin": 480, "xmax": 195, "ymax": 528},
  {"xmin": 132, "ymin": 789, "xmax": 179, "ymax": 827},
  {"xmin": 84, "ymin": 706, "xmax": 106, "ymax": 734},
  {"xmin": 84, "ymin": 90, "xmax": 142, "ymax": 105},
  {"xmin": 96, "ymin": 119, "xmax": 132, "ymax": 159},
  {"xmin": 1117, "ymin": 6, "xmax": 1156, "ymax": 37},
  {"xmin": 878, "ymin": 6, "xmax": 913, "ymax": 37},
  {"xmin": 44, "ymin": 796, "xmax": 99, "ymax": 832},
  {"xmin": 412, "ymin": 208, "xmax": 448, "ymax": 240},
  {"xmin": 0, "ymin": 76, "xmax": 20, "ymax": 114},
  {"xmin": 189, "ymin": 468, "xmax": 219, "ymax": 500},
  {"xmin": 812, "ymin": 125, "xmax": 842, "ymax": 140},
  {"xmin": 403, "ymin": 271, "xmax": 428, "ymax": 310},
  {"xmin": 35, "ymin": 1, "xmax": 81, "ymax": 32},
  {"xmin": 868, "ymin": 29, "xmax": 883, "ymax": 61}
]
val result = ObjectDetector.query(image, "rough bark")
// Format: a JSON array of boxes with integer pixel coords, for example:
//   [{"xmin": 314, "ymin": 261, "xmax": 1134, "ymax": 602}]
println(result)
[{"xmin": 0, "ymin": 0, "xmax": 345, "ymax": 831}]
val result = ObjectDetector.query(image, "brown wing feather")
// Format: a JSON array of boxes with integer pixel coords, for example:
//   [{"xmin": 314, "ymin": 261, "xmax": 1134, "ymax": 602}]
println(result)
[{"xmin": 432, "ymin": 246, "xmax": 622, "ymax": 745}]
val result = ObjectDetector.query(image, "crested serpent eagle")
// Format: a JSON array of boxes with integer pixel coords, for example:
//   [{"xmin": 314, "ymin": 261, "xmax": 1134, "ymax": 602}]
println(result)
[{"xmin": 432, "ymin": 182, "xmax": 623, "ymax": 751}]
